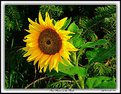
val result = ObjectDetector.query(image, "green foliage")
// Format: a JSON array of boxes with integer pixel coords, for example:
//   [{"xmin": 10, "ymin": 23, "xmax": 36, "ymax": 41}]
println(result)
[
  {"xmin": 68, "ymin": 22, "xmax": 79, "ymax": 32},
  {"xmin": 58, "ymin": 62, "xmax": 87, "ymax": 77},
  {"xmin": 87, "ymin": 62, "xmax": 116, "ymax": 77},
  {"xmin": 80, "ymin": 39, "xmax": 108, "ymax": 49},
  {"xmin": 86, "ymin": 76, "xmax": 116, "ymax": 89},
  {"xmin": 86, "ymin": 44, "xmax": 115, "ymax": 64},
  {"xmin": 47, "ymin": 80, "xmax": 74, "ymax": 88},
  {"xmin": 5, "ymin": 48, "xmax": 35, "ymax": 88},
  {"xmin": 39, "ymin": 5, "xmax": 64, "ymax": 20},
  {"xmin": 79, "ymin": 5, "xmax": 116, "ymax": 46},
  {"xmin": 90, "ymin": 45, "xmax": 115, "ymax": 63},
  {"xmin": 5, "ymin": 5, "xmax": 23, "ymax": 42}
]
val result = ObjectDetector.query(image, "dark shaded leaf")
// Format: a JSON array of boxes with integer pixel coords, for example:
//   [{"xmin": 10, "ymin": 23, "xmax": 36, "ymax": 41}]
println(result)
[{"xmin": 90, "ymin": 45, "xmax": 116, "ymax": 63}]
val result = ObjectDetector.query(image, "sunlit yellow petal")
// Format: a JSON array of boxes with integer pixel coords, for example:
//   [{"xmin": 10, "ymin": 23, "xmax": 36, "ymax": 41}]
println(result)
[
  {"xmin": 43, "ymin": 65, "xmax": 48, "ymax": 73},
  {"xmin": 34, "ymin": 53, "xmax": 43, "ymax": 65},
  {"xmin": 54, "ymin": 62, "xmax": 59, "ymax": 72},
  {"xmin": 59, "ymin": 30, "xmax": 74, "ymax": 35},
  {"xmin": 23, "ymin": 51, "xmax": 31, "ymax": 57},
  {"xmin": 55, "ymin": 17, "xmax": 67, "ymax": 30},
  {"xmin": 28, "ymin": 18, "xmax": 41, "ymax": 32},
  {"xmin": 65, "ymin": 41, "xmax": 78, "ymax": 51},
  {"xmin": 27, "ymin": 49, "xmax": 41, "ymax": 62},
  {"xmin": 53, "ymin": 53, "xmax": 60, "ymax": 68},
  {"xmin": 45, "ymin": 12, "xmax": 53, "ymax": 26},
  {"xmin": 39, "ymin": 12, "xmax": 45, "ymax": 25},
  {"xmin": 49, "ymin": 58, "xmax": 54, "ymax": 72},
  {"xmin": 43, "ymin": 56, "xmax": 52, "ymax": 72},
  {"xmin": 38, "ymin": 55, "xmax": 50, "ymax": 69}
]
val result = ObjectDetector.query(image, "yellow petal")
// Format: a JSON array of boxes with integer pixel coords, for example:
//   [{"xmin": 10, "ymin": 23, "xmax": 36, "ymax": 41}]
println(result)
[
  {"xmin": 55, "ymin": 17, "xmax": 67, "ymax": 30},
  {"xmin": 49, "ymin": 53, "xmax": 59, "ymax": 72},
  {"xmin": 23, "ymin": 51, "xmax": 31, "ymax": 57},
  {"xmin": 28, "ymin": 18, "xmax": 41, "ymax": 32},
  {"xmin": 59, "ymin": 30, "xmax": 74, "ymax": 35},
  {"xmin": 45, "ymin": 12, "xmax": 52, "ymax": 25},
  {"xmin": 29, "ymin": 24, "xmax": 43, "ymax": 33},
  {"xmin": 34, "ymin": 53, "xmax": 43, "ymax": 65},
  {"xmin": 39, "ymin": 12, "xmax": 45, "ymax": 25},
  {"xmin": 53, "ymin": 53, "xmax": 60, "ymax": 68},
  {"xmin": 60, "ymin": 47, "xmax": 71, "ymax": 61},
  {"xmin": 58, "ymin": 33, "xmax": 72, "ymax": 41},
  {"xmin": 62, "ymin": 57, "xmax": 73, "ymax": 66},
  {"xmin": 43, "ymin": 56, "xmax": 52, "ymax": 72},
  {"xmin": 44, "ymin": 56, "xmax": 52, "ymax": 66},
  {"xmin": 38, "ymin": 54, "xmax": 50, "ymax": 69},
  {"xmin": 66, "ymin": 42, "xmax": 78, "ymax": 51},
  {"xmin": 26, "ymin": 42, "xmax": 38, "ymax": 47},
  {"xmin": 43, "ymin": 65, "xmax": 48, "ymax": 73},
  {"xmin": 49, "ymin": 58, "xmax": 54, "ymax": 72},
  {"xmin": 27, "ymin": 49, "xmax": 41, "ymax": 62},
  {"xmin": 54, "ymin": 62, "xmax": 59, "ymax": 72}
]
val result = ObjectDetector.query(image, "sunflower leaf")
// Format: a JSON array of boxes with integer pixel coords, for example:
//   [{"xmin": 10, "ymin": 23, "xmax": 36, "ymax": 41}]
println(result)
[
  {"xmin": 70, "ymin": 34, "xmax": 85, "ymax": 48},
  {"xmin": 58, "ymin": 63, "xmax": 76, "ymax": 75},
  {"xmin": 58, "ymin": 62, "xmax": 87, "ymax": 77},
  {"xmin": 81, "ymin": 39, "xmax": 108, "ymax": 49},
  {"xmin": 68, "ymin": 22, "xmax": 79, "ymax": 32},
  {"xmin": 77, "ymin": 67, "xmax": 87, "ymax": 77}
]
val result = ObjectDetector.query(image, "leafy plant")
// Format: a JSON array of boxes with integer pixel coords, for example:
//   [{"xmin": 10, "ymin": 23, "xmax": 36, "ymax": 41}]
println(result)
[
  {"xmin": 5, "ymin": 5, "xmax": 23, "ymax": 42},
  {"xmin": 39, "ymin": 5, "xmax": 64, "ymax": 20},
  {"xmin": 86, "ymin": 76, "xmax": 116, "ymax": 89}
]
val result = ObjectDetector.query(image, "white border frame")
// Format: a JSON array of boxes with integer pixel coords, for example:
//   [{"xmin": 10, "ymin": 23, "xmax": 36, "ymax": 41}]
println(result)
[{"xmin": 1, "ymin": 1, "xmax": 120, "ymax": 93}]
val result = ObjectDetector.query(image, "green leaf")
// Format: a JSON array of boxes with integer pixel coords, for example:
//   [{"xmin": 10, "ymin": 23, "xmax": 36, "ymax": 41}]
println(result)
[
  {"xmin": 58, "ymin": 61, "xmax": 87, "ymax": 77},
  {"xmin": 90, "ymin": 45, "xmax": 116, "ymax": 63},
  {"xmin": 81, "ymin": 39, "xmax": 108, "ymax": 49},
  {"xmin": 61, "ymin": 17, "xmax": 72, "ymax": 30},
  {"xmin": 77, "ymin": 67, "xmax": 87, "ymax": 77},
  {"xmin": 95, "ymin": 39, "xmax": 108, "ymax": 45},
  {"xmin": 86, "ymin": 76, "xmax": 115, "ymax": 88},
  {"xmin": 78, "ymin": 29, "xmax": 83, "ymax": 35},
  {"xmin": 69, "ymin": 34, "xmax": 85, "ymax": 48},
  {"xmin": 53, "ymin": 19, "xmax": 57, "ymax": 25},
  {"xmin": 86, "ymin": 77, "xmax": 97, "ymax": 88},
  {"xmin": 86, "ymin": 48, "xmax": 99, "ymax": 63},
  {"xmin": 98, "ymin": 79, "xmax": 116, "ymax": 88},
  {"xmin": 68, "ymin": 22, "xmax": 79, "ymax": 32},
  {"xmin": 58, "ymin": 63, "xmax": 76, "ymax": 75}
]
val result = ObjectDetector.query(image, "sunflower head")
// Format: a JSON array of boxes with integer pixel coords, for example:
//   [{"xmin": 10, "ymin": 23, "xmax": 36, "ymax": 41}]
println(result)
[{"xmin": 23, "ymin": 12, "xmax": 78, "ymax": 73}]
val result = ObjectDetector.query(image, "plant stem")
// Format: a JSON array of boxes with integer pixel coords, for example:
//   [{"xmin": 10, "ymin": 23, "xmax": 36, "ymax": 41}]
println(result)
[
  {"xmin": 76, "ymin": 48, "xmax": 85, "ymax": 63},
  {"xmin": 76, "ymin": 49, "xmax": 85, "ymax": 89},
  {"xmin": 25, "ymin": 77, "xmax": 47, "ymax": 89},
  {"xmin": 72, "ymin": 76, "xmax": 81, "ymax": 88},
  {"xmin": 78, "ymin": 75, "xmax": 84, "ymax": 89},
  {"xmin": 73, "ymin": 52, "xmax": 78, "ymax": 66}
]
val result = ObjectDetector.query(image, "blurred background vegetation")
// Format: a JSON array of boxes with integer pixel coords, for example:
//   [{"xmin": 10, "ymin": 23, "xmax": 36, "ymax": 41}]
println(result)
[{"xmin": 5, "ymin": 5, "xmax": 116, "ymax": 89}]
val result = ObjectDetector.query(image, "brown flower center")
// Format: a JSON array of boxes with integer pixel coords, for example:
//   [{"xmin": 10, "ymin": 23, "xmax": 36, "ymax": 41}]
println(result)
[{"xmin": 39, "ymin": 28, "xmax": 62, "ymax": 55}]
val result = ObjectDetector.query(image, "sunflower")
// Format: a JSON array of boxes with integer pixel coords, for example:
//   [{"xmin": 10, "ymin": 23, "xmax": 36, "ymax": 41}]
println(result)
[{"xmin": 23, "ymin": 12, "xmax": 78, "ymax": 73}]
